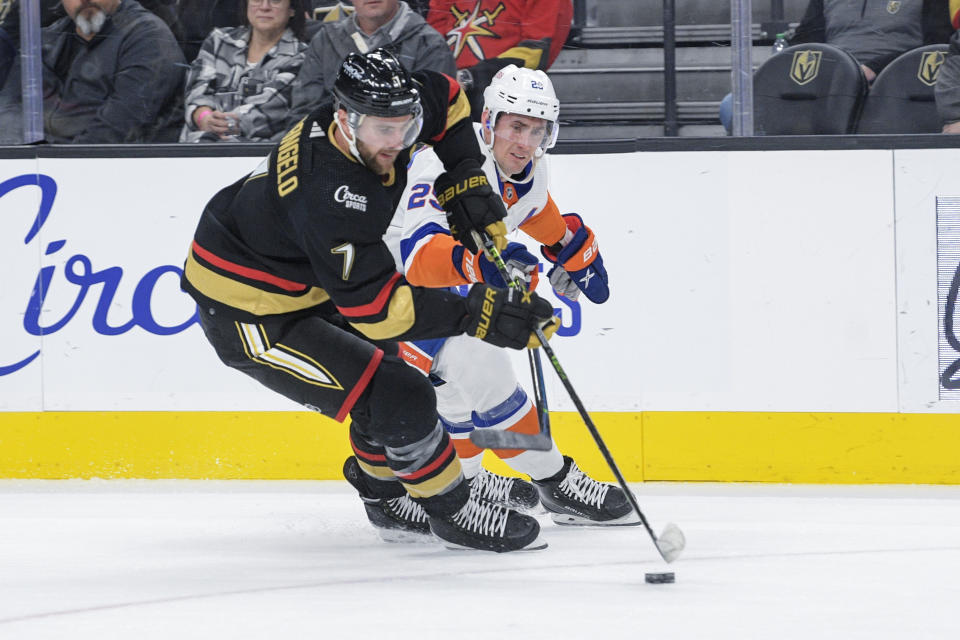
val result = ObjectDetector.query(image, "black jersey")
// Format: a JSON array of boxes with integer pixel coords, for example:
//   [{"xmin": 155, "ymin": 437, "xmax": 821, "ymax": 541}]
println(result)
[{"xmin": 182, "ymin": 70, "xmax": 485, "ymax": 343}]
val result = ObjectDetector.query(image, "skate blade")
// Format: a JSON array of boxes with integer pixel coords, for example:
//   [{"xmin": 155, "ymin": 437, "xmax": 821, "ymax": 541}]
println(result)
[
  {"xmin": 436, "ymin": 533, "xmax": 549, "ymax": 553},
  {"xmin": 377, "ymin": 528, "xmax": 435, "ymax": 544},
  {"xmin": 549, "ymin": 512, "xmax": 642, "ymax": 527}
]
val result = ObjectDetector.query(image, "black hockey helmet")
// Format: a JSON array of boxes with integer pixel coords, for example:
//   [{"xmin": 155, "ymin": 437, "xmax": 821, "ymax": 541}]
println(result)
[{"xmin": 333, "ymin": 49, "xmax": 421, "ymax": 118}]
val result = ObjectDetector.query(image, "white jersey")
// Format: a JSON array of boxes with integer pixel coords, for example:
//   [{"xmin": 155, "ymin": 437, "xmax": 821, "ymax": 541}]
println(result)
[{"xmin": 385, "ymin": 123, "xmax": 555, "ymax": 277}]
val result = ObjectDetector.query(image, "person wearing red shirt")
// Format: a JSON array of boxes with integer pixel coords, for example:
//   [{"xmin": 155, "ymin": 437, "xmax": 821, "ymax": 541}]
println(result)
[{"xmin": 427, "ymin": 0, "xmax": 572, "ymax": 117}]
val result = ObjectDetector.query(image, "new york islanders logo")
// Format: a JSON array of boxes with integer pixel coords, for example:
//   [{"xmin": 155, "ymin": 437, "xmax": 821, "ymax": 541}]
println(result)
[{"xmin": 446, "ymin": 2, "xmax": 506, "ymax": 60}]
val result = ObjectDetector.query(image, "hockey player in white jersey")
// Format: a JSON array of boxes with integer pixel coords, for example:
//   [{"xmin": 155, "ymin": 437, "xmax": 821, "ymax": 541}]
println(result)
[{"xmin": 342, "ymin": 65, "xmax": 637, "ymax": 540}]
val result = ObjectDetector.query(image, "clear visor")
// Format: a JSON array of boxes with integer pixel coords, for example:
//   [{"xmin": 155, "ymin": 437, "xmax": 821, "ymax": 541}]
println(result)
[
  {"xmin": 493, "ymin": 114, "xmax": 558, "ymax": 154},
  {"xmin": 348, "ymin": 107, "xmax": 423, "ymax": 151}
]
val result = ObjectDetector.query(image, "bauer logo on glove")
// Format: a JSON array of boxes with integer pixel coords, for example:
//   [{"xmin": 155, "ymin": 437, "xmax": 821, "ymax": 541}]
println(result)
[
  {"xmin": 541, "ymin": 213, "xmax": 609, "ymax": 304},
  {"xmin": 435, "ymin": 174, "xmax": 490, "ymax": 208},
  {"xmin": 463, "ymin": 283, "xmax": 557, "ymax": 350},
  {"xmin": 434, "ymin": 159, "xmax": 508, "ymax": 254}
]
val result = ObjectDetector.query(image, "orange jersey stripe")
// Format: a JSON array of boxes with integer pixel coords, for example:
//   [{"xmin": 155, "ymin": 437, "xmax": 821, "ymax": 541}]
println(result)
[
  {"xmin": 405, "ymin": 234, "xmax": 472, "ymax": 287},
  {"xmin": 452, "ymin": 436, "xmax": 484, "ymax": 459},
  {"xmin": 490, "ymin": 405, "xmax": 541, "ymax": 459},
  {"xmin": 398, "ymin": 341, "xmax": 434, "ymax": 376},
  {"xmin": 518, "ymin": 194, "xmax": 565, "ymax": 246}
]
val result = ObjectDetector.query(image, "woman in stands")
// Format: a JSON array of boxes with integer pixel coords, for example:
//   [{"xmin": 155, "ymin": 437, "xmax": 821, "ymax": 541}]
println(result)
[{"xmin": 180, "ymin": 0, "xmax": 308, "ymax": 143}]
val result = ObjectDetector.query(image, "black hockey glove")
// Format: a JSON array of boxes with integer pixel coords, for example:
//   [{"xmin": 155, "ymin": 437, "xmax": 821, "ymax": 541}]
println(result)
[
  {"xmin": 462, "ymin": 283, "xmax": 560, "ymax": 350},
  {"xmin": 434, "ymin": 158, "xmax": 508, "ymax": 255}
]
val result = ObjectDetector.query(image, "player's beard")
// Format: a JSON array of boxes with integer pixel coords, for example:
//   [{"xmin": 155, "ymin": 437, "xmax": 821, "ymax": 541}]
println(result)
[
  {"xmin": 356, "ymin": 138, "xmax": 396, "ymax": 176},
  {"xmin": 74, "ymin": 8, "xmax": 107, "ymax": 37}
]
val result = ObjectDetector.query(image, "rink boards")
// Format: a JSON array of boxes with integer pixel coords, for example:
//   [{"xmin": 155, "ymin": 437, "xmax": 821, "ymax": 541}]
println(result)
[{"xmin": 1, "ymin": 150, "xmax": 959, "ymax": 482}]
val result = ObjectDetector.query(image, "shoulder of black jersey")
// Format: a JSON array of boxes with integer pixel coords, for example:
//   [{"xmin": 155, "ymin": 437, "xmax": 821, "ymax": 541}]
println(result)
[
  {"xmin": 307, "ymin": 100, "xmax": 335, "ymax": 136},
  {"xmin": 413, "ymin": 69, "xmax": 471, "ymax": 143}
]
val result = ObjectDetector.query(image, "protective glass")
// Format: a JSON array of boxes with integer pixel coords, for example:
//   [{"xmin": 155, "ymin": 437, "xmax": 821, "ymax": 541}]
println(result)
[
  {"xmin": 492, "ymin": 114, "xmax": 558, "ymax": 155},
  {"xmin": 349, "ymin": 108, "xmax": 423, "ymax": 150}
]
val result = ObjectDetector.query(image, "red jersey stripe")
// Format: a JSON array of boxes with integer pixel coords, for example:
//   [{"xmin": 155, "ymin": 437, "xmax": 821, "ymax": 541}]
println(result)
[
  {"xmin": 336, "ymin": 272, "xmax": 402, "ymax": 318},
  {"xmin": 192, "ymin": 241, "xmax": 308, "ymax": 292},
  {"xmin": 336, "ymin": 348, "xmax": 384, "ymax": 423},
  {"xmin": 350, "ymin": 436, "xmax": 388, "ymax": 463},
  {"xmin": 397, "ymin": 439, "xmax": 455, "ymax": 481}
]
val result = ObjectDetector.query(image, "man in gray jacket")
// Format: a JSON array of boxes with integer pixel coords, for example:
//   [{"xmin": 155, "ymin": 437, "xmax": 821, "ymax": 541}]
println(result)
[
  {"xmin": 790, "ymin": 0, "xmax": 951, "ymax": 83},
  {"xmin": 0, "ymin": 0, "xmax": 184, "ymax": 144},
  {"xmin": 935, "ymin": 29, "xmax": 960, "ymax": 133},
  {"xmin": 288, "ymin": 0, "xmax": 455, "ymax": 124}
]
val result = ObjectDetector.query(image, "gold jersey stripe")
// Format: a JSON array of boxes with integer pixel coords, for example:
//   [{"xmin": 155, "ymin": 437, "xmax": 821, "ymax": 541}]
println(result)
[
  {"xmin": 498, "ymin": 46, "xmax": 545, "ymax": 70},
  {"xmin": 401, "ymin": 457, "xmax": 463, "ymax": 499},
  {"xmin": 356, "ymin": 457, "xmax": 396, "ymax": 479},
  {"xmin": 347, "ymin": 284, "xmax": 416, "ymax": 340},
  {"xmin": 185, "ymin": 251, "xmax": 330, "ymax": 316},
  {"xmin": 446, "ymin": 90, "xmax": 472, "ymax": 129}
]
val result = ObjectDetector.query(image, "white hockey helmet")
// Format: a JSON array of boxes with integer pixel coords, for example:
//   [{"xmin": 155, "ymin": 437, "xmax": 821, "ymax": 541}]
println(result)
[{"xmin": 482, "ymin": 65, "xmax": 560, "ymax": 178}]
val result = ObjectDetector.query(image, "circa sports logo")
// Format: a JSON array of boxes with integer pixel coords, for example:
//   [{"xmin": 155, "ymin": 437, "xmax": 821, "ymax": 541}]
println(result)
[
  {"xmin": 334, "ymin": 185, "xmax": 367, "ymax": 211},
  {"xmin": 0, "ymin": 173, "xmax": 197, "ymax": 377}
]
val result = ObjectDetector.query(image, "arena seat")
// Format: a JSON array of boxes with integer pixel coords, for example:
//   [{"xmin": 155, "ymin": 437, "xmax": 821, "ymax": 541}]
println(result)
[
  {"xmin": 753, "ymin": 43, "xmax": 867, "ymax": 135},
  {"xmin": 856, "ymin": 44, "xmax": 950, "ymax": 134}
]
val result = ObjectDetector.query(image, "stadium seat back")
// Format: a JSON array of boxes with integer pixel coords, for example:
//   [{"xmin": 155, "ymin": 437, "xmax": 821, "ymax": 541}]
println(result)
[
  {"xmin": 754, "ymin": 43, "xmax": 867, "ymax": 135},
  {"xmin": 856, "ymin": 44, "xmax": 949, "ymax": 134}
]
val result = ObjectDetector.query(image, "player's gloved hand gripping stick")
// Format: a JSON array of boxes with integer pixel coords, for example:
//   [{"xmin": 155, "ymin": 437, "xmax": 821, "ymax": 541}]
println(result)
[
  {"xmin": 434, "ymin": 159, "xmax": 509, "ymax": 255},
  {"xmin": 468, "ymin": 230, "xmax": 686, "ymax": 564}
]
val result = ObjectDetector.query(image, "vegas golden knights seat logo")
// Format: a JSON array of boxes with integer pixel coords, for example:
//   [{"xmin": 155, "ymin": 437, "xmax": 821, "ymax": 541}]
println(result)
[
  {"xmin": 887, "ymin": 1, "xmax": 901, "ymax": 14},
  {"xmin": 918, "ymin": 51, "xmax": 946, "ymax": 86},
  {"xmin": 789, "ymin": 50, "xmax": 822, "ymax": 85}
]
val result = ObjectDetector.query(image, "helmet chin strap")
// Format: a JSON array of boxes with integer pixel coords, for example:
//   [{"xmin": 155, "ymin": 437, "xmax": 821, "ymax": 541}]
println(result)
[{"xmin": 336, "ymin": 111, "xmax": 365, "ymax": 166}]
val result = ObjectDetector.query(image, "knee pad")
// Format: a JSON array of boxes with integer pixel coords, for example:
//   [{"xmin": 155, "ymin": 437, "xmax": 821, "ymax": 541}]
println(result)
[{"xmin": 360, "ymin": 354, "xmax": 438, "ymax": 448}]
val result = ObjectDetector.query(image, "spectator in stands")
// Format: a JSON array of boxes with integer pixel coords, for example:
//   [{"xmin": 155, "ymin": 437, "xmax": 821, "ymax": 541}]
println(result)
[
  {"xmin": 0, "ymin": 0, "xmax": 181, "ymax": 88},
  {"xmin": 789, "ymin": 0, "xmax": 951, "ymax": 84},
  {"xmin": 181, "ymin": 0, "xmax": 309, "ymax": 143},
  {"xmin": 720, "ymin": 0, "xmax": 952, "ymax": 133},
  {"xmin": 0, "ymin": 0, "xmax": 185, "ymax": 144},
  {"xmin": 935, "ymin": 2, "xmax": 960, "ymax": 133},
  {"xmin": 309, "ymin": 0, "xmax": 428, "ymax": 21},
  {"xmin": 287, "ymin": 0, "xmax": 454, "ymax": 124},
  {"xmin": 0, "ymin": 1, "xmax": 62, "ymax": 88},
  {"xmin": 178, "ymin": 0, "xmax": 249, "ymax": 63},
  {"xmin": 428, "ymin": 0, "xmax": 572, "ymax": 118}
]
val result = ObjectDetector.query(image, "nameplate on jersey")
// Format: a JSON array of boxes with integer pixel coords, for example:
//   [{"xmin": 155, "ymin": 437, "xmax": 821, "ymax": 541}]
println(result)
[{"xmin": 276, "ymin": 119, "xmax": 305, "ymax": 197}]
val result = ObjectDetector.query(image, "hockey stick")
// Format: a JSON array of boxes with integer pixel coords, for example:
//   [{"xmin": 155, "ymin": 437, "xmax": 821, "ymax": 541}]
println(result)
[
  {"xmin": 467, "ymin": 231, "xmax": 685, "ymax": 564},
  {"xmin": 529, "ymin": 348, "xmax": 551, "ymax": 438},
  {"xmin": 467, "ymin": 241, "xmax": 553, "ymax": 452}
]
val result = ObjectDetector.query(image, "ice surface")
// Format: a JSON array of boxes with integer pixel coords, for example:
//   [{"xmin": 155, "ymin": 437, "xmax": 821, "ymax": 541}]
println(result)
[{"xmin": 1, "ymin": 481, "xmax": 957, "ymax": 639}]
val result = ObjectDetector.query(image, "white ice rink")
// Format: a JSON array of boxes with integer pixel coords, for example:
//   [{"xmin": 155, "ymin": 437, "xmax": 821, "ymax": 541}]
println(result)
[{"xmin": 1, "ymin": 481, "xmax": 958, "ymax": 639}]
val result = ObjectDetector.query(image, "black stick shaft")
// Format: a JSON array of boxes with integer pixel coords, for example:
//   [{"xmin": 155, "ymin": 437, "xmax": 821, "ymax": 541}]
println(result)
[{"xmin": 473, "ymin": 232, "xmax": 668, "ymax": 561}]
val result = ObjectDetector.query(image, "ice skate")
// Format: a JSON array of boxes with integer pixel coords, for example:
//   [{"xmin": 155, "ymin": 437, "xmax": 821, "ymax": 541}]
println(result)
[
  {"xmin": 469, "ymin": 467, "xmax": 540, "ymax": 512},
  {"xmin": 429, "ymin": 495, "xmax": 547, "ymax": 552},
  {"xmin": 342, "ymin": 456, "xmax": 431, "ymax": 543},
  {"xmin": 533, "ymin": 456, "xmax": 639, "ymax": 526}
]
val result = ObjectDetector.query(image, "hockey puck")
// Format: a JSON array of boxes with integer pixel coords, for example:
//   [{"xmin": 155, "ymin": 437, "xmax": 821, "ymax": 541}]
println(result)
[{"xmin": 645, "ymin": 572, "xmax": 675, "ymax": 584}]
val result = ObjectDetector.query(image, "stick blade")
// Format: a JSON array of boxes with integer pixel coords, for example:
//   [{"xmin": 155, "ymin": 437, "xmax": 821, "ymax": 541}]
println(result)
[
  {"xmin": 468, "ymin": 429, "xmax": 553, "ymax": 451},
  {"xmin": 656, "ymin": 522, "xmax": 686, "ymax": 563}
]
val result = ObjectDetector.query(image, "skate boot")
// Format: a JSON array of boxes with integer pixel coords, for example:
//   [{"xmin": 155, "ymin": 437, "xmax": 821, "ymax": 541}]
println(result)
[
  {"xmin": 342, "ymin": 456, "xmax": 431, "ymax": 543},
  {"xmin": 469, "ymin": 468, "xmax": 540, "ymax": 512},
  {"xmin": 428, "ymin": 495, "xmax": 547, "ymax": 553},
  {"xmin": 533, "ymin": 456, "xmax": 638, "ymax": 526}
]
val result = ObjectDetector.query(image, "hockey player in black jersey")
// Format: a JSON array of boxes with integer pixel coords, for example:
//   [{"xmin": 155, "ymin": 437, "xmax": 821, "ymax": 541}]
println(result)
[{"xmin": 181, "ymin": 50, "xmax": 559, "ymax": 553}]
